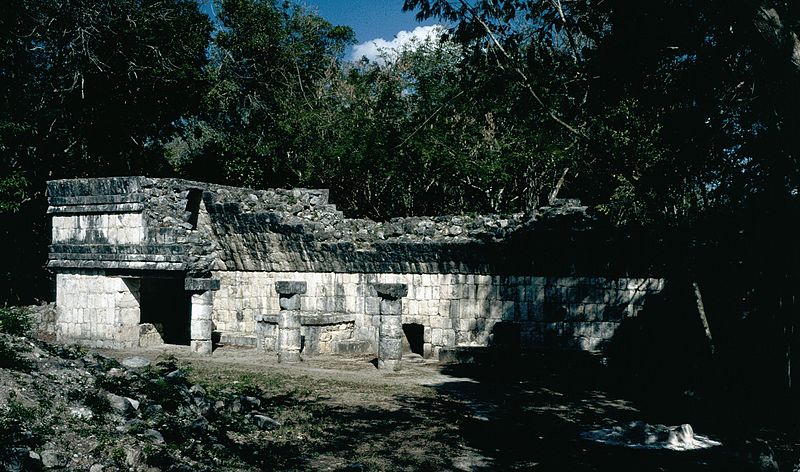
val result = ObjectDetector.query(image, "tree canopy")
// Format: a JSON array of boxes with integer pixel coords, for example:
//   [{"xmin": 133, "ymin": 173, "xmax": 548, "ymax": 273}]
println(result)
[
  {"xmin": 404, "ymin": 0, "xmax": 800, "ymax": 225},
  {"xmin": 2, "ymin": 0, "xmax": 800, "ymax": 302}
]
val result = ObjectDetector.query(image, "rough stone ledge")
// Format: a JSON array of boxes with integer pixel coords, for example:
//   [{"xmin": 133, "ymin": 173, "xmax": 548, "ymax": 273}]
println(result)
[
  {"xmin": 47, "ymin": 203, "xmax": 145, "ymax": 214},
  {"xmin": 185, "ymin": 278, "xmax": 221, "ymax": 291},
  {"xmin": 47, "ymin": 260, "xmax": 186, "ymax": 271},
  {"xmin": 48, "ymin": 193, "xmax": 144, "ymax": 206},
  {"xmin": 49, "ymin": 253, "xmax": 186, "ymax": 263},
  {"xmin": 47, "ymin": 176, "xmax": 147, "ymax": 198},
  {"xmin": 255, "ymin": 313, "xmax": 356, "ymax": 326}
]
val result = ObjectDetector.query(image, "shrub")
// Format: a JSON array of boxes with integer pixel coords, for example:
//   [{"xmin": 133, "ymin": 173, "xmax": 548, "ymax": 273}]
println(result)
[
  {"xmin": 0, "ymin": 338, "xmax": 33, "ymax": 372},
  {"xmin": 0, "ymin": 394, "xmax": 47, "ymax": 455},
  {"xmin": 43, "ymin": 343, "xmax": 87, "ymax": 360},
  {"xmin": 0, "ymin": 307, "xmax": 32, "ymax": 336}
]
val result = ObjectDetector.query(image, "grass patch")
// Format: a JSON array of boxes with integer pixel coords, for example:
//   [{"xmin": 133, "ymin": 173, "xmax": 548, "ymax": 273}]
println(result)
[{"xmin": 178, "ymin": 360, "xmax": 465, "ymax": 471}]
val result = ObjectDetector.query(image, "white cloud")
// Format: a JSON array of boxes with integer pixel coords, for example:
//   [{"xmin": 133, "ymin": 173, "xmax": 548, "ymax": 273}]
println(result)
[{"xmin": 350, "ymin": 25, "xmax": 445, "ymax": 64}]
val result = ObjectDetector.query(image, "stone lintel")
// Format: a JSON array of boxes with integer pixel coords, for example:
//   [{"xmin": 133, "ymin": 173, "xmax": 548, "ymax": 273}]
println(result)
[
  {"xmin": 185, "ymin": 278, "xmax": 221, "ymax": 291},
  {"xmin": 275, "ymin": 280, "xmax": 307, "ymax": 295},
  {"xmin": 371, "ymin": 283, "xmax": 408, "ymax": 300}
]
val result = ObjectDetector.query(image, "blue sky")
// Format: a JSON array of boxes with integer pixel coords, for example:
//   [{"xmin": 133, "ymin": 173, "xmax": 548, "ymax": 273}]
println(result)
[
  {"xmin": 305, "ymin": 0, "xmax": 443, "ymax": 61},
  {"xmin": 298, "ymin": 0, "xmax": 436, "ymax": 43},
  {"xmin": 200, "ymin": 0, "xmax": 441, "ymax": 62}
]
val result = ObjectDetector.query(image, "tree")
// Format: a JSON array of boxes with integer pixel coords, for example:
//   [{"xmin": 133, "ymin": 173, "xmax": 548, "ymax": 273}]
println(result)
[
  {"xmin": 283, "ymin": 32, "xmax": 569, "ymax": 218},
  {"xmin": 0, "ymin": 0, "xmax": 213, "ymax": 303},
  {"xmin": 168, "ymin": 0, "xmax": 355, "ymax": 188},
  {"xmin": 403, "ymin": 0, "xmax": 800, "ymax": 227}
]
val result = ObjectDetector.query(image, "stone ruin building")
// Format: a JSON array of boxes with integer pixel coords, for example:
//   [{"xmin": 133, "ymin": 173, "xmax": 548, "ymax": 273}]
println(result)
[{"xmin": 47, "ymin": 177, "xmax": 664, "ymax": 367}]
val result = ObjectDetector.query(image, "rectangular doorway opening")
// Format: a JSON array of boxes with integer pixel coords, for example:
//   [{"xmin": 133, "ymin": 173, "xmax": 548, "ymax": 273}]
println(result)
[
  {"xmin": 140, "ymin": 278, "xmax": 191, "ymax": 345},
  {"xmin": 402, "ymin": 323, "xmax": 424, "ymax": 356}
]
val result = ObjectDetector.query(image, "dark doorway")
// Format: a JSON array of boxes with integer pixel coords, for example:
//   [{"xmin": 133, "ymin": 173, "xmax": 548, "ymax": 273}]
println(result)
[
  {"xmin": 185, "ymin": 188, "xmax": 203, "ymax": 229},
  {"xmin": 140, "ymin": 278, "xmax": 191, "ymax": 345},
  {"xmin": 402, "ymin": 323, "xmax": 425, "ymax": 356}
]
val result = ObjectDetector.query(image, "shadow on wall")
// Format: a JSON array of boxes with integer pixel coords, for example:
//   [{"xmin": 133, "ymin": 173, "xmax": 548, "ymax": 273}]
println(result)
[{"xmin": 604, "ymin": 280, "xmax": 715, "ymax": 422}]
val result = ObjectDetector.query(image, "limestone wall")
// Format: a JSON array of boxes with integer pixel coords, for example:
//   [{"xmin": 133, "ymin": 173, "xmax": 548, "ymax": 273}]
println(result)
[
  {"xmin": 46, "ymin": 177, "xmax": 668, "ymax": 357},
  {"xmin": 52, "ymin": 213, "xmax": 146, "ymax": 245},
  {"xmin": 213, "ymin": 270, "xmax": 663, "ymax": 356},
  {"xmin": 55, "ymin": 271, "xmax": 141, "ymax": 348},
  {"xmin": 26, "ymin": 303, "xmax": 57, "ymax": 342}
]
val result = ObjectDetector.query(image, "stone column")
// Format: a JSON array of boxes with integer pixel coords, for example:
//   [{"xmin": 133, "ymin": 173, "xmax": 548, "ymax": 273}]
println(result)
[
  {"xmin": 372, "ymin": 283, "xmax": 408, "ymax": 371},
  {"xmin": 185, "ymin": 278, "xmax": 221, "ymax": 355},
  {"xmin": 275, "ymin": 281, "xmax": 306, "ymax": 363}
]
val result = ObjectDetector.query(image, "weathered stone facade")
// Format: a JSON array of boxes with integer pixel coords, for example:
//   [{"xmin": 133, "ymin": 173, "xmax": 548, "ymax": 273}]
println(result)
[{"xmin": 47, "ymin": 177, "xmax": 664, "ymax": 359}]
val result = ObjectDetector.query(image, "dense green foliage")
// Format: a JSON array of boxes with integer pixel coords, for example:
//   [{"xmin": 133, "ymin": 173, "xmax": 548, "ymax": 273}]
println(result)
[
  {"xmin": 0, "ymin": 306, "xmax": 32, "ymax": 336},
  {"xmin": 1, "ymin": 0, "xmax": 799, "ymax": 302},
  {"xmin": 405, "ymin": 0, "xmax": 800, "ymax": 225},
  {"xmin": 1, "ymin": 0, "xmax": 213, "ymax": 302}
]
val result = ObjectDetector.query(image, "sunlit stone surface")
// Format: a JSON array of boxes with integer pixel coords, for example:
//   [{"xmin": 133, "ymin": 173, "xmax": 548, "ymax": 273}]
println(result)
[{"xmin": 582, "ymin": 422, "xmax": 722, "ymax": 451}]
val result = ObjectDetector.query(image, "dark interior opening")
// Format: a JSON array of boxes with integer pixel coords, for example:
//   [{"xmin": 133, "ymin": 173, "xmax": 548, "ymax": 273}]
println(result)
[
  {"xmin": 490, "ymin": 322, "xmax": 521, "ymax": 357},
  {"xmin": 402, "ymin": 323, "xmax": 425, "ymax": 356},
  {"xmin": 185, "ymin": 188, "xmax": 203, "ymax": 229},
  {"xmin": 140, "ymin": 278, "xmax": 191, "ymax": 345}
]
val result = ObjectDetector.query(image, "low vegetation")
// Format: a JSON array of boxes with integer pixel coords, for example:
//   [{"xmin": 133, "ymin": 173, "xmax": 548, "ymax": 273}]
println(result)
[{"xmin": 0, "ymin": 307, "xmax": 31, "ymax": 337}]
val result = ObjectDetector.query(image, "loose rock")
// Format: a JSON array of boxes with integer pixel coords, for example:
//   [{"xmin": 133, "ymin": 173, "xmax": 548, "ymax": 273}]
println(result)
[
  {"xmin": 142, "ymin": 429, "xmax": 165, "ymax": 444},
  {"xmin": 41, "ymin": 450, "xmax": 68, "ymax": 469},
  {"xmin": 120, "ymin": 356, "xmax": 151, "ymax": 369},
  {"xmin": 251, "ymin": 413, "xmax": 281, "ymax": 430}
]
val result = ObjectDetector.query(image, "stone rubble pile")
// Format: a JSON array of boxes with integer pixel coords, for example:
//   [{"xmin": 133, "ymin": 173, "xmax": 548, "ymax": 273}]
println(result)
[{"xmin": 0, "ymin": 332, "xmax": 284, "ymax": 471}]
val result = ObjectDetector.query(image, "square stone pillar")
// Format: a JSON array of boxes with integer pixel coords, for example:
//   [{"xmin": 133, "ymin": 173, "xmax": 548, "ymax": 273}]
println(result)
[
  {"xmin": 275, "ymin": 281, "xmax": 306, "ymax": 363},
  {"xmin": 185, "ymin": 278, "xmax": 220, "ymax": 355},
  {"xmin": 372, "ymin": 283, "xmax": 408, "ymax": 371}
]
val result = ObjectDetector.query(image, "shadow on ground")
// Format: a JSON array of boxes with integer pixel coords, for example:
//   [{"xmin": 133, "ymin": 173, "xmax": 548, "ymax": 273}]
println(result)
[
  {"xmin": 420, "ymin": 351, "xmax": 797, "ymax": 471},
  {"xmin": 171, "ymin": 347, "xmax": 799, "ymax": 471}
]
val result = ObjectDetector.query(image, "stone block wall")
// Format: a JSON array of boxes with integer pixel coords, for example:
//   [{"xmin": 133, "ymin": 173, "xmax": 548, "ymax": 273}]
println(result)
[
  {"xmin": 305, "ymin": 322, "xmax": 355, "ymax": 354},
  {"xmin": 212, "ymin": 270, "xmax": 664, "ymax": 357},
  {"xmin": 255, "ymin": 320, "xmax": 357, "ymax": 355},
  {"xmin": 52, "ymin": 213, "xmax": 145, "ymax": 245},
  {"xmin": 26, "ymin": 303, "xmax": 58, "ymax": 342},
  {"xmin": 212, "ymin": 272, "xmax": 280, "ymax": 336},
  {"xmin": 55, "ymin": 271, "xmax": 141, "ymax": 348},
  {"xmin": 213, "ymin": 271, "xmax": 368, "ymax": 337},
  {"xmin": 46, "ymin": 177, "xmax": 668, "ymax": 357}
]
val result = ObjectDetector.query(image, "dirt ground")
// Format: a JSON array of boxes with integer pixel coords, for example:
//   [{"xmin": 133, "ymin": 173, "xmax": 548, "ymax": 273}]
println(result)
[{"xmin": 98, "ymin": 344, "xmax": 800, "ymax": 472}]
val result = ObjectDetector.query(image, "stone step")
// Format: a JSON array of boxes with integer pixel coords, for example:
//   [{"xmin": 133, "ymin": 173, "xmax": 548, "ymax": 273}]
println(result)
[
  {"xmin": 219, "ymin": 334, "xmax": 258, "ymax": 347},
  {"xmin": 334, "ymin": 339, "xmax": 372, "ymax": 355},
  {"xmin": 403, "ymin": 353, "xmax": 426, "ymax": 364}
]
